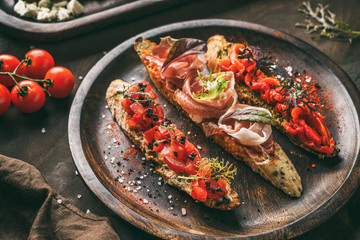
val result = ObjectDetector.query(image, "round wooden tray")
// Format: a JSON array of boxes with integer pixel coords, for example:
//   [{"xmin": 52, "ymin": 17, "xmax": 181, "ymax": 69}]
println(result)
[{"xmin": 68, "ymin": 19, "xmax": 360, "ymax": 239}]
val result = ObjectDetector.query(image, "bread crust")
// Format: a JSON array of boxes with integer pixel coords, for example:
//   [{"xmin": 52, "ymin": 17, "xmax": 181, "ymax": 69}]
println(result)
[
  {"xmin": 206, "ymin": 35, "xmax": 339, "ymax": 158},
  {"xmin": 106, "ymin": 79, "xmax": 240, "ymax": 210},
  {"xmin": 134, "ymin": 37, "xmax": 303, "ymax": 198}
]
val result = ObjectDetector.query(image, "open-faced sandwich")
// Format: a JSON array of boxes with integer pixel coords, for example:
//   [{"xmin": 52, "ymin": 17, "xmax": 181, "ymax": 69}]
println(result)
[
  {"xmin": 206, "ymin": 35, "xmax": 339, "ymax": 158},
  {"xmin": 134, "ymin": 37, "xmax": 302, "ymax": 198},
  {"xmin": 106, "ymin": 79, "xmax": 240, "ymax": 209}
]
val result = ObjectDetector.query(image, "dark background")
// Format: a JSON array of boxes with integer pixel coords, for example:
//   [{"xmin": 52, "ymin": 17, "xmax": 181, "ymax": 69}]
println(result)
[{"xmin": 0, "ymin": 0, "xmax": 359, "ymax": 239}]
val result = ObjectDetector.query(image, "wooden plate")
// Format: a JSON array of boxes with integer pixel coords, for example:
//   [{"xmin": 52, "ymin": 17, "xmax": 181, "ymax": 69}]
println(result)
[
  {"xmin": 68, "ymin": 19, "xmax": 360, "ymax": 239},
  {"xmin": 0, "ymin": 0, "xmax": 187, "ymax": 42}
]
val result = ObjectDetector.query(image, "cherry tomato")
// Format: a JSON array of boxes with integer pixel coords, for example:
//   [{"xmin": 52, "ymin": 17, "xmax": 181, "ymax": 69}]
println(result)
[
  {"xmin": 44, "ymin": 66, "xmax": 74, "ymax": 98},
  {"xmin": 0, "ymin": 84, "xmax": 11, "ymax": 114},
  {"xmin": 11, "ymin": 80, "xmax": 46, "ymax": 113},
  {"xmin": 21, "ymin": 49, "xmax": 55, "ymax": 79},
  {"xmin": 0, "ymin": 54, "xmax": 21, "ymax": 87}
]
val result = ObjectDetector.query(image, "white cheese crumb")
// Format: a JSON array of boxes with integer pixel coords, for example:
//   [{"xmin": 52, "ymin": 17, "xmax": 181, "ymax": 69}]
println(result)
[
  {"xmin": 38, "ymin": 0, "xmax": 51, "ymax": 8},
  {"xmin": 56, "ymin": 7, "xmax": 71, "ymax": 21},
  {"xmin": 67, "ymin": 0, "xmax": 83, "ymax": 16}
]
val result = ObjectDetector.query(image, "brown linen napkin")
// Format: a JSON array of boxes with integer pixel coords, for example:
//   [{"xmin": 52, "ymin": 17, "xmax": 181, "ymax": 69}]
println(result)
[{"xmin": 0, "ymin": 154, "xmax": 120, "ymax": 240}]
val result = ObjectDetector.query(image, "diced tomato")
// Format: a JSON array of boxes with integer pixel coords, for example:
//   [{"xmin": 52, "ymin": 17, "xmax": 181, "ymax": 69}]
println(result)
[
  {"xmin": 126, "ymin": 85, "xmax": 140, "ymax": 99},
  {"xmin": 144, "ymin": 127, "xmax": 157, "ymax": 142},
  {"xmin": 184, "ymin": 159, "xmax": 197, "ymax": 175},
  {"xmin": 206, "ymin": 180, "xmax": 225, "ymax": 200},
  {"xmin": 141, "ymin": 115, "xmax": 152, "ymax": 130},
  {"xmin": 164, "ymin": 155, "xmax": 186, "ymax": 173},
  {"xmin": 257, "ymin": 77, "xmax": 280, "ymax": 86},
  {"xmin": 155, "ymin": 105, "xmax": 164, "ymax": 120},
  {"xmin": 153, "ymin": 141, "xmax": 165, "ymax": 151},
  {"xmin": 198, "ymin": 165, "xmax": 212, "ymax": 178},
  {"xmin": 120, "ymin": 98, "xmax": 133, "ymax": 115},
  {"xmin": 191, "ymin": 186, "xmax": 207, "ymax": 202},
  {"xmin": 169, "ymin": 140, "xmax": 187, "ymax": 161},
  {"xmin": 216, "ymin": 179, "xmax": 229, "ymax": 195},
  {"xmin": 130, "ymin": 102, "xmax": 146, "ymax": 116},
  {"xmin": 184, "ymin": 140, "xmax": 199, "ymax": 156}
]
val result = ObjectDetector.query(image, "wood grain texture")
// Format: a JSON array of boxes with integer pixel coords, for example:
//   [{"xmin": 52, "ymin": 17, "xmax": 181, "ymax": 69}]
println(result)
[
  {"xmin": 0, "ymin": 0, "xmax": 189, "ymax": 42},
  {"xmin": 68, "ymin": 19, "xmax": 360, "ymax": 239}
]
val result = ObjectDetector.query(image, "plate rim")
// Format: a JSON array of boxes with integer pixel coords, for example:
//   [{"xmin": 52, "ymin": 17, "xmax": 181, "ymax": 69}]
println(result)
[{"xmin": 68, "ymin": 18, "xmax": 360, "ymax": 239}]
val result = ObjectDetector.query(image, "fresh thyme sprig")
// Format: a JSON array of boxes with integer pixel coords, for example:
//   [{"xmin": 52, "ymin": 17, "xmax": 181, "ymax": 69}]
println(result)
[
  {"xmin": 178, "ymin": 158, "xmax": 237, "ymax": 183},
  {"xmin": 277, "ymin": 78, "xmax": 317, "ymax": 121},
  {"xmin": 296, "ymin": 1, "xmax": 360, "ymax": 42}
]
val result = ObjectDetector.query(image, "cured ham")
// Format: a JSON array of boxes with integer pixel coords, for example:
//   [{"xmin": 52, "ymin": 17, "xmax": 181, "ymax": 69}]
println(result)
[{"xmin": 174, "ymin": 72, "xmax": 237, "ymax": 123}]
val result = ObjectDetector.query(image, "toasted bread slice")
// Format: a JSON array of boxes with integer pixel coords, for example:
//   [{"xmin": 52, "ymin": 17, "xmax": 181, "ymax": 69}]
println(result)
[
  {"xmin": 106, "ymin": 79, "xmax": 240, "ymax": 210},
  {"xmin": 135, "ymin": 37, "xmax": 302, "ymax": 198},
  {"xmin": 206, "ymin": 35, "xmax": 339, "ymax": 158}
]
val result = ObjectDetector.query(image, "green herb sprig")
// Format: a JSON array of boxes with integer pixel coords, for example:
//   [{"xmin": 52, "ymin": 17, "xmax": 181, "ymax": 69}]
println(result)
[
  {"xmin": 178, "ymin": 158, "xmax": 237, "ymax": 183},
  {"xmin": 296, "ymin": 1, "xmax": 360, "ymax": 42},
  {"xmin": 192, "ymin": 71, "xmax": 229, "ymax": 100}
]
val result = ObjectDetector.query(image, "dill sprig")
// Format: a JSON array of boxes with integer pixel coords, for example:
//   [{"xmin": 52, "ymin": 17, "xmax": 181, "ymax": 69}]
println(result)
[
  {"xmin": 178, "ymin": 158, "xmax": 237, "ymax": 183},
  {"xmin": 277, "ymin": 78, "xmax": 317, "ymax": 121},
  {"xmin": 296, "ymin": 1, "xmax": 360, "ymax": 42}
]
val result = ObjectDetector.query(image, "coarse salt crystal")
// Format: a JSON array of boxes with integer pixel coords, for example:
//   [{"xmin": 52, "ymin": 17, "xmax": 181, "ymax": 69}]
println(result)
[
  {"xmin": 113, "ymin": 138, "xmax": 117, "ymax": 143},
  {"xmin": 187, "ymin": 131, "xmax": 191, "ymax": 135},
  {"xmin": 86, "ymin": 209, "xmax": 91, "ymax": 214},
  {"xmin": 181, "ymin": 208, "xmax": 187, "ymax": 216},
  {"xmin": 57, "ymin": 199, "xmax": 62, "ymax": 204},
  {"xmin": 105, "ymin": 105, "xmax": 109, "ymax": 109},
  {"xmin": 141, "ymin": 157, "xmax": 146, "ymax": 161},
  {"xmin": 168, "ymin": 195, "xmax": 172, "ymax": 199},
  {"xmin": 104, "ymin": 156, "xmax": 108, "ymax": 160},
  {"xmin": 196, "ymin": 145, "xmax": 202, "ymax": 150},
  {"xmin": 118, "ymin": 178, "xmax": 124, "ymax": 183},
  {"xmin": 164, "ymin": 105, "xmax": 167, "ymax": 107},
  {"xmin": 102, "ymin": 114, "xmax": 105, "ymax": 119},
  {"xmin": 143, "ymin": 199, "xmax": 149, "ymax": 204},
  {"xmin": 158, "ymin": 177, "xmax": 162, "ymax": 180},
  {"xmin": 77, "ymin": 194, "xmax": 82, "ymax": 199},
  {"xmin": 131, "ymin": 144, "xmax": 135, "ymax": 148},
  {"xmin": 136, "ymin": 181, "xmax": 142, "ymax": 185},
  {"xmin": 78, "ymin": 76, "xmax": 83, "ymax": 80},
  {"xmin": 41, "ymin": 128, "xmax": 46, "ymax": 134},
  {"xmin": 158, "ymin": 182, "xmax": 162, "ymax": 186},
  {"xmin": 75, "ymin": 170, "xmax": 79, "ymax": 175},
  {"xmin": 110, "ymin": 157, "xmax": 115, "ymax": 163}
]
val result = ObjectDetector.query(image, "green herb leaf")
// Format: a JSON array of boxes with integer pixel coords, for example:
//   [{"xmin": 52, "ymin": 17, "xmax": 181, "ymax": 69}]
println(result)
[
  {"xmin": 192, "ymin": 72, "xmax": 229, "ymax": 100},
  {"xmin": 161, "ymin": 38, "xmax": 207, "ymax": 73},
  {"xmin": 225, "ymin": 108, "xmax": 276, "ymax": 126}
]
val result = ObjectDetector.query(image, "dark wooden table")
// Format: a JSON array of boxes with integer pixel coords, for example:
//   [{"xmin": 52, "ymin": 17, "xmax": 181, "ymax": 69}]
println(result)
[{"xmin": 1, "ymin": 0, "xmax": 359, "ymax": 239}]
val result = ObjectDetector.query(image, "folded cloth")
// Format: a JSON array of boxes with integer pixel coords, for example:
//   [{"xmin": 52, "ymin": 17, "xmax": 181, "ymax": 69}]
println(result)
[{"xmin": 0, "ymin": 154, "xmax": 120, "ymax": 240}]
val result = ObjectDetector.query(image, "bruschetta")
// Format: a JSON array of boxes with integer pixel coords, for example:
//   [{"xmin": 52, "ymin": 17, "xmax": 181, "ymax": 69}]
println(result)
[
  {"xmin": 106, "ymin": 79, "xmax": 240, "ymax": 209},
  {"xmin": 206, "ymin": 35, "xmax": 339, "ymax": 158},
  {"xmin": 134, "ymin": 37, "xmax": 302, "ymax": 198}
]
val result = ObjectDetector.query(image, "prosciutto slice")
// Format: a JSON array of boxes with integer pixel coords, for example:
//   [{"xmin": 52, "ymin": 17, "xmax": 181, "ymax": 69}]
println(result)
[
  {"xmin": 218, "ymin": 104, "xmax": 273, "ymax": 147},
  {"xmin": 145, "ymin": 37, "xmax": 206, "ymax": 92},
  {"xmin": 174, "ymin": 72, "xmax": 237, "ymax": 123}
]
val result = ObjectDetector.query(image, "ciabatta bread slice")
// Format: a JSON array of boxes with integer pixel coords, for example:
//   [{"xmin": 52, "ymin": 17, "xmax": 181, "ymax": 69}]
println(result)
[{"xmin": 106, "ymin": 79, "xmax": 240, "ymax": 209}]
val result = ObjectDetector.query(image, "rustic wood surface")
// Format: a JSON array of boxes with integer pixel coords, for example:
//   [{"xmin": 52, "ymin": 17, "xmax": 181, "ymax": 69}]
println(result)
[{"xmin": 0, "ymin": 0, "xmax": 359, "ymax": 239}]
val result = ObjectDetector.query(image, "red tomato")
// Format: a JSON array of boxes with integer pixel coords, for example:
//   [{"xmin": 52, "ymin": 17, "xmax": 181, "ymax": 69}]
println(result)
[
  {"xmin": 129, "ymin": 101, "xmax": 146, "ymax": 116},
  {"xmin": 164, "ymin": 155, "xmax": 186, "ymax": 173},
  {"xmin": 120, "ymin": 98, "xmax": 133, "ymax": 115},
  {"xmin": 0, "ymin": 84, "xmax": 11, "ymax": 114},
  {"xmin": 184, "ymin": 159, "xmax": 196, "ymax": 175},
  {"xmin": 191, "ymin": 186, "xmax": 207, "ymax": 202},
  {"xmin": 169, "ymin": 140, "xmax": 187, "ymax": 161},
  {"xmin": 44, "ymin": 66, "xmax": 74, "ymax": 98},
  {"xmin": 21, "ymin": 49, "xmax": 54, "ymax": 79},
  {"xmin": 10, "ymin": 80, "xmax": 46, "ymax": 113},
  {"xmin": 0, "ymin": 54, "xmax": 21, "ymax": 87}
]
